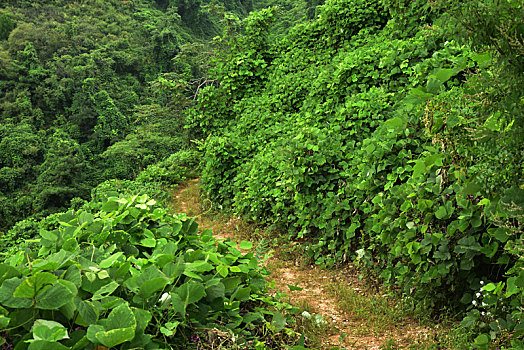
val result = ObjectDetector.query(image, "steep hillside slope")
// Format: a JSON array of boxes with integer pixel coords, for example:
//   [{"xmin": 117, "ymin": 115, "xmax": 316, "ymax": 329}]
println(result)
[{"xmin": 194, "ymin": 0, "xmax": 523, "ymax": 346}]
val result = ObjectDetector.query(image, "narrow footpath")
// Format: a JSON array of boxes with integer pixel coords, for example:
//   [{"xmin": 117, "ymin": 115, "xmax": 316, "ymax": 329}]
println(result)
[{"xmin": 169, "ymin": 179, "xmax": 451, "ymax": 350}]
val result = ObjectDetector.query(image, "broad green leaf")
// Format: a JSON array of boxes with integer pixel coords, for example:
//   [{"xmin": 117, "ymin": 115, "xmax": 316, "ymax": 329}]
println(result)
[
  {"xmin": 107, "ymin": 231, "xmax": 130, "ymax": 246},
  {"xmin": 385, "ymin": 117, "xmax": 404, "ymax": 131},
  {"xmin": 106, "ymin": 303, "xmax": 136, "ymax": 330},
  {"xmin": 238, "ymin": 241, "xmax": 253, "ymax": 250},
  {"xmin": 86, "ymin": 324, "xmax": 105, "ymax": 344},
  {"xmin": 0, "ymin": 264, "xmax": 20, "ymax": 284},
  {"xmin": 35, "ymin": 282, "xmax": 74, "ymax": 310},
  {"xmin": 471, "ymin": 51, "xmax": 492, "ymax": 67},
  {"xmin": 115, "ymin": 262, "xmax": 131, "ymax": 282},
  {"xmin": 426, "ymin": 77, "xmax": 442, "ymax": 94},
  {"xmin": 139, "ymin": 238, "xmax": 156, "ymax": 248},
  {"xmin": 59, "ymin": 298, "xmax": 77, "ymax": 320},
  {"xmin": 403, "ymin": 86, "xmax": 432, "ymax": 107},
  {"xmin": 101, "ymin": 199, "xmax": 120, "ymax": 212},
  {"xmin": 97, "ymin": 270, "xmax": 109, "ymax": 280},
  {"xmin": 216, "ymin": 265, "xmax": 228, "ymax": 278},
  {"xmin": 169, "ymin": 293, "xmax": 186, "ymax": 315},
  {"xmin": 432, "ymin": 68, "xmax": 457, "ymax": 83},
  {"xmin": 133, "ymin": 308, "xmax": 152, "ymax": 333},
  {"xmin": 163, "ymin": 259, "xmax": 185, "ymax": 279},
  {"xmin": 14, "ymin": 272, "xmax": 57, "ymax": 299},
  {"xmin": 435, "ymin": 206, "xmax": 448, "ymax": 220},
  {"xmin": 27, "ymin": 340, "xmax": 69, "ymax": 350},
  {"xmin": 99, "ymin": 252, "xmax": 124, "ymax": 269},
  {"xmin": 243, "ymin": 312, "xmax": 264, "ymax": 324},
  {"xmin": 182, "ymin": 270, "xmax": 203, "ymax": 280},
  {"xmin": 32, "ymin": 319, "xmax": 69, "ymax": 341},
  {"xmin": 139, "ymin": 278, "xmax": 169, "ymax": 298},
  {"xmin": 184, "ymin": 219, "xmax": 199, "ymax": 236},
  {"xmin": 40, "ymin": 230, "xmax": 58, "ymax": 242},
  {"xmin": 231, "ymin": 286, "xmax": 251, "ymax": 301},
  {"xmin": 95, "ymin": 327, "xmax": 135, "ymax": 348},
  {"xmin": 206, "ymin": 283, "xmax": 225, "ymax": 300},
  {"xmin": 176, "ymin": 282, "xmax": 206, "ymax": 309},
  {"xmin": 412, "ymin": 160, "xmax": 426, "ymax": 178},
  {"xmin": 62, "ymin": 265, "xmax": 81, "ymax": 287},
  {"xmin": 461, "ymin": 182, "xmax": 482, "ymax": 195},
  {"xmin": 222, "ymin": 277, "xmax": 241, "ymax": 293},
  {"xmin": 482, "ymin": 283, "xmax": 497, "ymax": 292},
  {"xmin": 92, "ymin": 281, "xmax": 119, "ymax": 301},
  {"xmin": 134, "ymin": 266, "xmax": 164, "ymax": 286},
  {"xmin": 493, "ymin": 228, "xmax": 510, "ymax": 243},
  {"xmin": 187, "ymin": 260, "xmax": 214, "ymax": 273},
  {"xmin": 474, "ymin": 333, "xmax": 489, "ymax": 346},
  {"xmin": 172, "ymin": 222, "xmax": 183, "ymax": 235},
  {"xmin": 0, "ymin": 315, "xmax": 10, "ymax": 329},
  {"xmin": 76, "ymin": 300, "xmax": 99, "ymax": 325},
  {"xmin": 78, "ymin": 212, "xmax": 94, "ymax": 225},
  {"xmin": 0, "ymin": 277, "xmax": 32, "ymax": 308}
]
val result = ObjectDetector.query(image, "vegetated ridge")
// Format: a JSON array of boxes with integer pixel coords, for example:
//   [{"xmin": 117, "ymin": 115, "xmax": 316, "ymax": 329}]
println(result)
[{"xmin": 192, "ymin": 0, "xmax": 523, "ymax": 348}]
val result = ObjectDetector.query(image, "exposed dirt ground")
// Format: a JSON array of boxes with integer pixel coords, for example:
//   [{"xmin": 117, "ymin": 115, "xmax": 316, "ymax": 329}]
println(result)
[{"xmin": 169, "ymin": 179, "xmax": 445, "ymax": 350}]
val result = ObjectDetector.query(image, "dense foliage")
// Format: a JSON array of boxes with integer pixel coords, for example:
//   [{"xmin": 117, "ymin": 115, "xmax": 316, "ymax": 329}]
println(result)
[
  {"xmin": 1, "ymin": 0, "xmax": 522, "ymax": 347},
  {"xmin": 0, "ymin": 193, "xmax": 305, "ymax": 349},
  {"xmin": 0, "ymin": 0, "xmax": 262, "ymax": 231},
  {"xmin": 194, "ymin": 0, "xmax": 523, "ymax": 347},
  {"xmin": 0, "ymin": 2, "xmax": 324, "ymax": 348}
]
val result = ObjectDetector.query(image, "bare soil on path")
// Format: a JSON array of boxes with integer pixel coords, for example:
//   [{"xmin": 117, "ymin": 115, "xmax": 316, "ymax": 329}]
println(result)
[{"xmin": 169, "ymin": 179, "xmax": 446, "ymax": 350}]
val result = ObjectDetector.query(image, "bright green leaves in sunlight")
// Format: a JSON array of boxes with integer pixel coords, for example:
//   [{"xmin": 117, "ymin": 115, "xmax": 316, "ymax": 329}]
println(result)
[
  {"xmin": 0, "ymin": 193, "xmax": 299, "ymax": 349},
  {"xmin": 197, "ymin": 0, "xmax": 524, "ymax": 347}
]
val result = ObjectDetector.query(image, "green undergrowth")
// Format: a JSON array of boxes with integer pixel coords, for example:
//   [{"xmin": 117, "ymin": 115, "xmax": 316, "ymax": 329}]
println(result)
[
  {"xmin": 0, "ymin": 149, "xmax": 199, "ymax": 257},
  {"xmin": 193, "ymin": 0, "xmax": 523, "ymax": 347},
  {"xmin": 169, "ymin": 179, "xmax": 475, "ymax": 349},
  {"xmin": 0, "ymin": 193, "xmax": 317, "ymax": 349}
]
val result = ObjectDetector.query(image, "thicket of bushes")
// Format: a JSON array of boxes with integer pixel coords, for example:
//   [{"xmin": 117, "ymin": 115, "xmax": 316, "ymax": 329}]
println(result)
[{"xmin": 194, "ymin": 0, "xmax": 523, "ymax": 346}]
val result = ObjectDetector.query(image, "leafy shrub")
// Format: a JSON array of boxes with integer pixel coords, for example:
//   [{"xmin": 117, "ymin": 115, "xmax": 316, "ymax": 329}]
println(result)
[
  {"xmin": 196, "ymin": 0, "xmax": 524, "ymax": 346},
  {"xmin": 314, "ymin": 0, "xmax": 387, "ymax": 48},
  {"xmin": 0, "ymin": 194, "xmax": 303, "ymax": 349},
  {"xmin": 91, "ymin": 179, "xmax": 169, "ymax": 204},
  {"xmin": 0, "ymin": 218, "xmax": 38, "ymax": 258},
  {"xmin": 136, "ymin": 149, "xmax": 200, "ymax": 185}
]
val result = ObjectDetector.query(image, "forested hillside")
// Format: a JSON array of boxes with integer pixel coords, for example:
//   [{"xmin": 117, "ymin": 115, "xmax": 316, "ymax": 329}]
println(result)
[
  {"xmin": 0, "ymin": 0, "xmax": 264, "ymax": 230},
  {"xmin": 0, "ymin": 1, "xmax": 331, "ymax": 350},
  {"xmin": 0, "ymin": 0, "xmax": 522, "ymax": 348}
]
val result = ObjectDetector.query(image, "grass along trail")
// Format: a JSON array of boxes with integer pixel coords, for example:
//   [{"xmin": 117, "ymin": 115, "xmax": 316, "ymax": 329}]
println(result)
[{"xmin": 169, "ymin": 179, "xmax": 465, "ymax": 349}]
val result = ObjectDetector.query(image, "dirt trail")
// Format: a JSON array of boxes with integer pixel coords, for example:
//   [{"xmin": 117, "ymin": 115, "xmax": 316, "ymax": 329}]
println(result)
[{"xmin": 170, "ymin": 179, "xmax": 436, "ymax": 349}]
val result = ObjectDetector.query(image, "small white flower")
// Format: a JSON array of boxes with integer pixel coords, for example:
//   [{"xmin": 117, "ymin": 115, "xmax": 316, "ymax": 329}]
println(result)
[
  {"xmin": 481, "ymin": 311, "xmax": 485, "ymax": 316},
  {"xmin": 159, "ymin": 293, "xmax": 170, "ymax": 303},
  {"xmin": 482, "ymin": 302, "xmax": 487, "ymax": 307},
  {"xmin": 480, "ymin": 280, "xmax": 484, "ymax": 285},
  {"xmin": 314, "ymin": 314, "xmax": 327, "ymax": 326},
  {"xmin": 476, "ymin": 293, "xmax": 481, "ymax": 298},
  {"xmin": 472, "ymin": 300, "xmax": 477, "ymax": 306}
]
